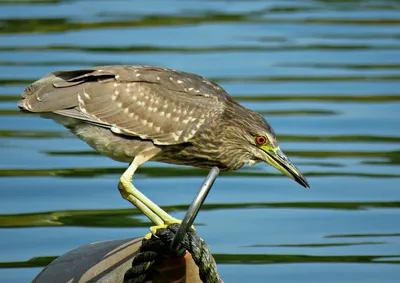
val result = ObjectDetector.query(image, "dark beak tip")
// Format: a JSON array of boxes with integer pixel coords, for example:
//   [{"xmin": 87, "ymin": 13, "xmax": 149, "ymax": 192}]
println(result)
[
  {"xmin": 295, "ymin": 176, "xmax": 310, "ymax": 189},
  {"xmin": 303, "ymin": 178, "xmax": 311, "ymax": 189}
]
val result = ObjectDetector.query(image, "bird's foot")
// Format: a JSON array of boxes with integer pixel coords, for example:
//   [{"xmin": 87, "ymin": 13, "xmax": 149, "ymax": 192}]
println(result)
[
  {"xmin": 145, "ymin": 217, "xmax": 181, "ymax": 240},
  {"xmin": 145, "ymin": 218, "xmax": 195, "ymax": 240}
]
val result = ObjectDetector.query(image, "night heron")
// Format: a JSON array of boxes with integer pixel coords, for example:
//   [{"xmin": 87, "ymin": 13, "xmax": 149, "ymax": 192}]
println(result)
[{"xmin": 18, "ymin": 65, "xmax": 309, "ymax": 227}]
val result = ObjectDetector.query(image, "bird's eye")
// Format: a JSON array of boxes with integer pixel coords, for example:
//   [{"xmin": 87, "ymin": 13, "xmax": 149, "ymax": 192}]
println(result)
[{"xmin": 255, "ymin": 135, "xmax": 267, "ymax": 145}]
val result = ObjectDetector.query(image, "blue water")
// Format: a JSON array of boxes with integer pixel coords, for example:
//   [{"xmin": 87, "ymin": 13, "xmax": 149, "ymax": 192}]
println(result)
[{"xmin": 0, "ymin": 1, "xmax": 399, "ymax": 282}]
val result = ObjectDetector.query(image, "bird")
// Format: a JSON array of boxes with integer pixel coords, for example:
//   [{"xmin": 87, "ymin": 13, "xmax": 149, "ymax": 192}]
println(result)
[{"xmin": 18, "ymin": 65, "xmax": 310, "ymax": 227}]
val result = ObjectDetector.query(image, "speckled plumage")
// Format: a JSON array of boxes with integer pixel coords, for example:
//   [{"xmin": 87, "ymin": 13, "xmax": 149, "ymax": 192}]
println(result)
[
  {"xmin": 19, "ymin": 64, "xmax": 309, "ymax": 226},
  {"xmin": 19, "ymin": 65, "xmax": 277, "ymax": 170}
]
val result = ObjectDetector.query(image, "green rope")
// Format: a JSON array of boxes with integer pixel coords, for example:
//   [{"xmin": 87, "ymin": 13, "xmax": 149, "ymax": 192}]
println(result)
[{"xmin": 123, "ymin": 223, "xmax": 222, "ymax": 283}]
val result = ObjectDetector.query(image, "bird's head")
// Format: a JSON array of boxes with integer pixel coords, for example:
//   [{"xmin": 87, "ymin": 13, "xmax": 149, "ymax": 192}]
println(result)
[
  {"xmin": 248, "ymin": 132, "xmax": 309, "ymax": 188},
  {"xmin": 231, "ymin": 110, "xmax": 310, "ymax": 189}
]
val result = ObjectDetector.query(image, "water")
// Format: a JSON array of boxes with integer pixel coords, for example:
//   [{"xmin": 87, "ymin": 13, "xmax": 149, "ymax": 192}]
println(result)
[{"xmin": 0, "ymin": 0, "xmax": 399, "ymax": 282}]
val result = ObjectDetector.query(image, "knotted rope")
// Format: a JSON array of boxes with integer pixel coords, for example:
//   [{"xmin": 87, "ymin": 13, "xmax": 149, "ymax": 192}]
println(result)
[{"xmin": 123, "ymin": 223, "xmax": 222, "ymax": 283}]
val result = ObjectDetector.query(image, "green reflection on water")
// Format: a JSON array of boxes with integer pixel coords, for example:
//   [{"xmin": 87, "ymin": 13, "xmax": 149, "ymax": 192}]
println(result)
[
  {"xmin": 1, "ymin": 11, "xmax": 400, "ymax": 35},
  {"xmin": 0, "ymin": 0, "xmax": 61, "ymax": 4},
  {"xmin": 1, "ymin": 201, "xmax": 399, "ymax": 228},
  {"xmin": 0, "ymin": 256, "xmax": 57, "ymax": 269},
  {"xmin": 0, "ymin": 60, "xmax": 121, "ymax": 67},
  {"xmin": 247, "ymin": 242, "xmax": 386, "ymax": 248},
  {"xmin": 0, "ymin": 13, "xmax": 249, "ymax": 34},
  {"xmin": 279, "ymin": 62, "xmax": 400, "ymax": 70},
  {"xmin": 0, "ymin": 129, "xmax": 72, "ymax": 139},
  {"xmin": 1, "ymin": 253, "xmax": 399, "ymax": 269},
  {"xmin": 235, "ymin": 95, "xmax": 400, "ymax": 102},
  {"xmin": 213, "ymin": 254, "xmax": 400, "ymax": 264},
  {"xmin": 1, "ymin": 43, "xmax": 399, "ymax": 53},
  {"xmin": 213, "ymin": 75, "xmax": 400, "ymax": 83},
  {"xmin": 0, "ymin": 95, "xmax": 19, "ymax": 102},
  {"xmin": 325, "ymin": 233, "xmax": 400, "ymax": 238}
]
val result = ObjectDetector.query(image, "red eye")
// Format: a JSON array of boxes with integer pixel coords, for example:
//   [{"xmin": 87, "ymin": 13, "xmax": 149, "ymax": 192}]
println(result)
[{"xmin": 255, "ymin": 135, "xmax": 267, "ymax": 145}]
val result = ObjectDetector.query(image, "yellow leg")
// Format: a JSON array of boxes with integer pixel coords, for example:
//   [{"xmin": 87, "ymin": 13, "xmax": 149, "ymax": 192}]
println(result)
[{"xmin": 118, "ymin": 147, "xmax": 180, "ymax": 226}]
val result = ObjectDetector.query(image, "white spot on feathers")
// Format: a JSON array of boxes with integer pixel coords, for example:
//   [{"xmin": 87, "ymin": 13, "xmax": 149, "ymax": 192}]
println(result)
[
  {"xmin": 111, "ymin": 126, "xmax": 123, "ymax": 134},
  {"xmin": 190, "ymin": 128, "xmax": 197, "ymax": 136},
  {"xmin": 77, "ymin": 94, "xmax": 85, "ymax": 105}
]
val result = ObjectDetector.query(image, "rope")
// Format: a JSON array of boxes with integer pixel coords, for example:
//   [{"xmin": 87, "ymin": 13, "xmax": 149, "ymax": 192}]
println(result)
[{"xmin": 123, "ymin": 223, "xmax": 222, "ymax": 283}]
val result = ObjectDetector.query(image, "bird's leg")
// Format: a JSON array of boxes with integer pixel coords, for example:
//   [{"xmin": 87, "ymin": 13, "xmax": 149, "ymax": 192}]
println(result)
[{"xmin": 118, "ymin": 147, "xmax": 180, "ymax": 226}]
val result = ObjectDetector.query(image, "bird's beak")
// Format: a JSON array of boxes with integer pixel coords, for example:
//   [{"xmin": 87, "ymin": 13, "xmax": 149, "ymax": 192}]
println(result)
[{"xmin": 260, "ymin": 146, "xmax": 310, "ymax": 188}]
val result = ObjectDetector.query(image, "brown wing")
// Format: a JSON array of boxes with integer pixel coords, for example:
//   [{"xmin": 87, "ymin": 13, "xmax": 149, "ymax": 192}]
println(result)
[{"xmin": 18, "ymin": 65, "xmax": 229, "ymax": 145}]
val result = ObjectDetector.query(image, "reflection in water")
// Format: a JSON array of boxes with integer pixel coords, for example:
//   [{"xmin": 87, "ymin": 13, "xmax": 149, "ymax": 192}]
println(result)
[
  {"xmin": 1, "ymin": 252, "xmax": 399, "ymax": 269},
  {"xmin": 246, "ymin": 242, "xmax": 387, "ymax": 247},
  {"xmin": 0, "ymin": 0, "xmax": 399, "ymax": 282},
  {"xmin": 1, "ymin": 201, "xmax": 399, "ymax": 228}
]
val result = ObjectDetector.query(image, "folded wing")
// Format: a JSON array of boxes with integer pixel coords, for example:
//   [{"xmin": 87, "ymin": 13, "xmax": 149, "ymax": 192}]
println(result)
[{"xmin": 19, "ymin": 66, "xmax": 228, "ymax": 145}]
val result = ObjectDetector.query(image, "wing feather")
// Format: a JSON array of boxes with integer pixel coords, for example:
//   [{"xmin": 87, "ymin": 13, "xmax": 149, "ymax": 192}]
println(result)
[{"xmin": 19, "ymin": 65, "xmax": 228, "ymax": 145}]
